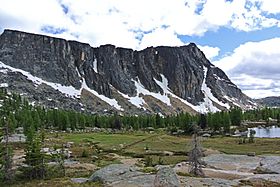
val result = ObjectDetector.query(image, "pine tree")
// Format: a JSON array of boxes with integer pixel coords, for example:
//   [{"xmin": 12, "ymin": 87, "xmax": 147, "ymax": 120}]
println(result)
[
  {"xmin": 230, "ymin": 107, "xmax": 242, "ymax": 126},
  {"xmin": 0, "ymin": 117, "xmax": 14, "ymax": 182},
  {"xmin": 21, "ymin": 130, "xmax": 46, "ymax": 179}
]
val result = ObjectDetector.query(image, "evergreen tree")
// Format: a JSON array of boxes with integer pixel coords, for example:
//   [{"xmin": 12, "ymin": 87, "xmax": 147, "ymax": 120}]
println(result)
[
  {"xmin": 21, "ymin": 131, "xmax": 46, "ymax": 179},
  {"xmin": 230, "ymin": 107, "xmax": 242, "ymax": 126},
  {"xmin": 199, "ymin": 114, "xmax": 207, "ymax": 129},
  {"xmin": 0, "ymin": 117, "xmax": 14, "ymax": 182}
]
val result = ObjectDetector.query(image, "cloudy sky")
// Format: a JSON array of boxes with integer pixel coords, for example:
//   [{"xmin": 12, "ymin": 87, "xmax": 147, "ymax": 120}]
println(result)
[{"xmin": 0, "ymin": 0, "xmax": 280, "ymax": 98}]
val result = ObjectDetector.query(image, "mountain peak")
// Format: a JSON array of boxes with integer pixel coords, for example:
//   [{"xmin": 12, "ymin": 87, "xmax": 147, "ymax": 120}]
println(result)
[{"xmin": 0, "ymin": 30, "xmax": 256, "ymax": 115}]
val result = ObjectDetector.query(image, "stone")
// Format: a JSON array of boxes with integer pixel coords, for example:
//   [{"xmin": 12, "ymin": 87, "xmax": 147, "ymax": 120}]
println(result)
[
  {"xmin": 241, "ymin": 174, "xmax": 280, "ymax": 184},
  {"xmin": 258, "ymin": 156, "xmax": 280, "ymax": 174},
  {"xmin": 71, "ymin": 178, "xmax": 88, "ymax": 184},
  {"xmin": 1, "ymin": 133, "xmax": 26, "ymax": 143},
  {"xmin": 203, "ymin": 154, "xmax": 261, "ymax": 172},
  {"xmin": 88, "ymin": 164, "xmax": 156, "ymax": 187},
  {"xmin": 202, "ymin": 133, "xmax": 211, "ymax": 137},
  {"xmin": 89, "ymin": 164, "xmax": 142, "ymax": 183},
  {"xmin": 154, "ymin": 166, "xmax": 179, "ymax": 187},
  {"xmin": 247, "ymin": 152, "xmax": 256, "ymax": 157},
  {"xmin": 180, "ymin": 176, "xmax": 240, "ymax": 187}
]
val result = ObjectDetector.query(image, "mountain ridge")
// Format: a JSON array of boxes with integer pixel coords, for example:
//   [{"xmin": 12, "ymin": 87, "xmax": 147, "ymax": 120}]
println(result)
[{"xmin": 0, "ymin": 29, "xmax": 256, "ymax": 115}]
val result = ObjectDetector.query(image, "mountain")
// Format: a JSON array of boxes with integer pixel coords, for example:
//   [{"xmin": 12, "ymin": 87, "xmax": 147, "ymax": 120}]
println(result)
[
  {"xmin": 255, "ymin": 96, "xmax": 280, "ymax": 107},
  {"xmin": 0, "ymin": 29, "xmax": 256, "ymax": 115}
]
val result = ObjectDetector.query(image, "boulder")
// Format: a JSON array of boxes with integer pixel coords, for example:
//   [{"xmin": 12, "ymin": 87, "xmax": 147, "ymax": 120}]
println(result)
[
  {"xmin": 180, "ymin": 176, "xmax": 240, "ymax": 187},
  {"xmin": 258, "ymin": 156, "xmax": 280, "ymax": 174},
  {"xmin": 1, "ymin": 133, "xmax": 26, "ymax": 143},
  {"xmin": 202, "ymin": 133, "xmax": 211, "ymax": 138},
  {"xmin": 154, "ymin": 166, "xmax": 179, "ymax": 187},
  {"xmin": 203, "ymin": 154, "xmax": 261, "ymax": 172},
  {"xmin": 88, "ymin": 164, "xmax": 154, "ymax": 186},
  {"xmin": 71, "ymin": 178, "xmax": 88, "ymax": 184}
]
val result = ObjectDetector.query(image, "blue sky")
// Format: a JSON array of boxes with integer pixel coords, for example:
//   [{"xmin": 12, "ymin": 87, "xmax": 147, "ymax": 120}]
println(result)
[{"xmin": 0, "ymin": 0, "xmax": 280, "ymax": 98}]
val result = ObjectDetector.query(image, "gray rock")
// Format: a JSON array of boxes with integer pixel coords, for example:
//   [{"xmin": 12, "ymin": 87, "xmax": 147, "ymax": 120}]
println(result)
[
  {"xmin": 259, "ymin": 156, "xmax": 280, "ymax": 174},
  {"xmin": 154, "ymin": 166, "xmax": 179, "ymax": 187},
  {"xmin": 203, "ymin": 154, "xmax": 261, "ymax": 172},
  {"xmin": 71, "ymin": 178, "xmax": 88, "ymax": 184},
  {"xmin": 88, "ymin": 164, "xmax": 151, "ymax": 185},
  {"xmin": 109, "ymin": 175, "xmax": 155, "ymax": 187},
  {"xmin": 240, "ymin": 174, "xmax": 280, "ymax": 183},
  {"xmin": 180, "ymin": 176, "xmax": 240, "ymax": 187},
  {"xmin": 1, "ymin": 133, "xmax": 26, "ymax": 143}
]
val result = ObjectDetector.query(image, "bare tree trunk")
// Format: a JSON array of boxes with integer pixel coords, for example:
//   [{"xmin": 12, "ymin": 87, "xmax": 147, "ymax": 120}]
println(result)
[{"xmin": 188, "ymin": 128, "xmax": 204, "ymax": 177}]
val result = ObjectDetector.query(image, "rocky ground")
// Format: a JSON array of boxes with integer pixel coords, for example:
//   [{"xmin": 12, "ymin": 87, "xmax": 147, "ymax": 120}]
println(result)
[
  {"xmin": 70, "ymin": 154, "xmax": 280, "ymax": 186},
  {"xmin": 7, "ymin": 131, "xmax": 280, "ymax": 186}
]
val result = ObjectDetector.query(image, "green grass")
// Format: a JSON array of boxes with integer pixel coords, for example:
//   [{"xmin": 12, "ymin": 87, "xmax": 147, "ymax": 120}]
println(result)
[
  {"xmin": 6, "ymin": 131, "xmax": 280, "ymax": 186},
  {"xmin": 125, "ymin": 134, "xmax": 190, "ymax": 154},
  {"xmin": 2, "ymin": 178, "xmax": 102, "ymax": 187},
  {"xmin": 61, "ymin": 132, "xmax": 151, "ymax": 150},
  {"xmin": 202, "ymin": 137, "xmax": 280, "ymax": 155},
  {"xmin": 53, "ymin": 132, "xmax": 280, "ymax": 156}
]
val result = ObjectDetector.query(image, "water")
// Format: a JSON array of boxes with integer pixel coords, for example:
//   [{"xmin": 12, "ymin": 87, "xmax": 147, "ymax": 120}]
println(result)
[{"xmin": 248, "ymin": 126, "xmax": 280, "ymax": 138}]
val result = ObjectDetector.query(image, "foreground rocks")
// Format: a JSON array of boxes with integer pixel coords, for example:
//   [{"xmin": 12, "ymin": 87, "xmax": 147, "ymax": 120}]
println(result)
[
  {"xmin": 154, "ymin": 166, "xmax": 179, "ymax": 187},
  {"xmin": 203, "ymin": 154, "xmax": 280, "ymax": 174},
  {"xmin": 77, "ymin": 154, "xmax": 280, "ymax": 186},
  {"xmin": 87, "ymin": 164, "xmax": 243, "ymax": 187},
  {"xmin": 89, "ymin": 164, "xmax": 155, "ymax": 187}
]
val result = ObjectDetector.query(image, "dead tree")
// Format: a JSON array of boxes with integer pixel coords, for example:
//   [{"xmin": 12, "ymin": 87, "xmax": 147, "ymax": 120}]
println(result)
[{"xmin": 188, "ymin": 126, "xmax": 204, "ymax": 177}]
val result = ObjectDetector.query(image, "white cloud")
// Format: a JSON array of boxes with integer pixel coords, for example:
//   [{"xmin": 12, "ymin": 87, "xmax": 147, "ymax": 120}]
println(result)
[
  {"xmin": 259, "ymin": 0, "xmax": 280, "ymax": 14},
  {"xmin": 214, "ymin": 38, "xmax": 280, "ymax": 98},
  {"xmin": 198, "ymin": 45, "xmax": 220, "ymax": 60},
  {"xmin": 0, "ymin": 0, "xmax": 280, "ymax": 99},
  {"xmin": 139, "ymin": 27, "xmax": 184, "ymax": 49},
  {"xmin": 1, "ymin": 0, "xmax": 279, "ymax": 49}
]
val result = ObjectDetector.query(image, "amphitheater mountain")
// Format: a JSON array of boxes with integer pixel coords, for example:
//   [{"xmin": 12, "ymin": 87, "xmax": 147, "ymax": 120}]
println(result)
[{"xmin": 0, "ymin": 30, "xmax": 256, "ymax": 115}]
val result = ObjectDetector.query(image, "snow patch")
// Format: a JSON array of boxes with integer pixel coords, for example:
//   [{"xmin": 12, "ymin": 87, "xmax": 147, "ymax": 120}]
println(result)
[
  {"xmin": 81, "ymin": 78, "xmax": 123, "ymax": 111},
  {"xmin": 201, "ymin": 67, "xmax": 230, "ymax": 110},
  {"xmin": 119, "ymin": 91, "xmax": 146, "ymax": 109},
  {"xmin": 0, "ymin": 61, "xmax": 123, "ymax": 110},
  {"xmin": 154, "ymin": 74, "xmax": 200, "ymax": 111},
  {"xmin": 0, "ymin": 61, "xmax": 80, "ymax": 97},
  {"xmin": 92, "ymin": 59, "xmax": 98, "ymax": 73},
  {"xmin": 0, "ymin": 68, "xmax": 8, "ymax": 74},
  {"xmin": 0, "ymin": 83, "xmax": 8, "ymax": 87},
  {"xmin": 224, "ymin": 95, "xmax": 241, "ymax": 107},
  {"xmin": 135, "ymin": 78, "xmax": 171, "ymax": 106},
  {"xmin": 196, "ymin": 66, "xmax": 231, "ymax": 113},
  {"xmin": 118, "ymin": 76, "xmax": 173, "ymax": 109}
]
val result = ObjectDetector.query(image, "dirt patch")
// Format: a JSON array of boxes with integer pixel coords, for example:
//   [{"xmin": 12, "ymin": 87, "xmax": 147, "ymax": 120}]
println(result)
[
  {"xmin": 120, "ymin": 158, "xmax": 140, "ymax": 166},
  {"xmin": 203, "ymin": 148, "xmax": 220, "ymax": 156},
  {"xmin": 66, "ymin": 163, "xmax": 97, "ymax": 171}
]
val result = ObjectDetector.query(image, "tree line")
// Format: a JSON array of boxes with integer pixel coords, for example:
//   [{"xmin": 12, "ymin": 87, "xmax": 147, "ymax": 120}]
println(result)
[{"xmin": 1, "ymin": 88, "xmax": 280, "ymax": 134}]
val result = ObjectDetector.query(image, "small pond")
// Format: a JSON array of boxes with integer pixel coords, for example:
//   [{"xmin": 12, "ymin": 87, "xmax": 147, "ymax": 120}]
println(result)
[{"xmin": 248, "ymin": 125, "xmax": 280, "ymax": 138}]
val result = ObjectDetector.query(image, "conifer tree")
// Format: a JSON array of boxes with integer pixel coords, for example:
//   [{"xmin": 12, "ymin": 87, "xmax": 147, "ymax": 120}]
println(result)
[
  {"xmin": 0, "ymin": 117, "xmax": 14, "ymax": 182},
  {"xmin": 21, "ymin": 128, "xmax": 46, "ymax": 179}
]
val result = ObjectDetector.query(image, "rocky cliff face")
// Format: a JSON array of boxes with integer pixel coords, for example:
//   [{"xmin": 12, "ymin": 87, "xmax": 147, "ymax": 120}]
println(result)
[
  {"xmin": 0, "ymin": 30, "xmax": 256, "ymax": 115},
  {"xmin": 255, "ymin": 96, "xmax": 280, "ymax": 107}
]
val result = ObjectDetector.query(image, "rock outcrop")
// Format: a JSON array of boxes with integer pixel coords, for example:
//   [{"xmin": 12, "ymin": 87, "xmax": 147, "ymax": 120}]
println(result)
[
  {"xmin": 255, "ymin": 96, "xmax": 280, "ymax": 107},
  {"xmin": 154, "ymin": 166, "xmax": 179, "ymax": 187},
  {"xmin": 0, "ymin": 29, "xmax": 256, "ymax": 115},
  {"xmin": 88, "ymin": 164, "xmax": 155, "ymax": 186}
]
